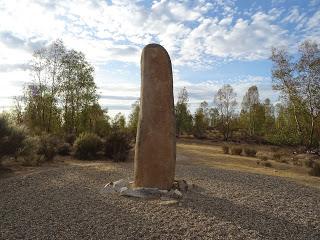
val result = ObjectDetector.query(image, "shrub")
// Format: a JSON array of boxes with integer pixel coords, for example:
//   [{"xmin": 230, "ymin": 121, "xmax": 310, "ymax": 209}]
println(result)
[
  {"xmin": 261, "ymin": 161, "xmax": 272, "ymax": 167},
  {"xmin": 244, "ymin": 148, "xmax": 257, "ymax": 157},
  {"xmin": 222, "ymin": 146, "xmax": 229, "ymax": 154},
  {"xmin": 74, "ymin": 133, "xmax": 102, "ymax": 159},
  {"xmin": 308, "ymin": 162, "xmax": 320, "ymax": 177},
  {"xmin": 37, "ymin": 134, "xmax": 60, "ymax": 161},
  {"xmin": 0, "ymin": 116, "xmax": 27, "ymax": 160},
  {"xmin": 272, "ymin": 153, "xmax": 283, "ymax": 161},
  {"xmin": 304, "ymin": 159, "xmax": 315, "ymax": 168},
  {"xmin": 65, "ymin": 133, "xmax": 76, "ymax": 145},
  {"xmin": 258, "ymin": 155, "xmax": 268, "ymax": 161},
  {"xmin": 105, "ymin": 131, "xmax": 132, "ymax": 162},
  {"xmin": 230, "ymin": 147, "xmax": 242, "ymax": 155},
  {"xmin": 57, "ymin": 143, "xmax": 71, "ymax": 156}
]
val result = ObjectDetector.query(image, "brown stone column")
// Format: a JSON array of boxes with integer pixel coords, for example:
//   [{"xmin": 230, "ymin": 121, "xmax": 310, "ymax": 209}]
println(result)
[{"xmin": 134, "ymin": 44, "xmax": 176, "ymax": 190}]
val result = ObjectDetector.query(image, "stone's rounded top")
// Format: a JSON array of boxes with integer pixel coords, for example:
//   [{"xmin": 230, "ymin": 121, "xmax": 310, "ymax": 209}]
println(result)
[
  {"xmin": 143, "ymin": 43, "xmax": 165, "ymax": 50},
  {"xmin": 142, "ymin": 43, "xmax": 171, "ymax": 61}
]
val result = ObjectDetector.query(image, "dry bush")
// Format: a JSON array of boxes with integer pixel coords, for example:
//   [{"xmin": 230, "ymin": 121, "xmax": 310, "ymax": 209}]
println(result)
[
  {"xmin": 65, "ymin": 133, "xmax": 76, "ymax": 145},
  {"xmin": 309, "ymin": 162, "xmax": 320, "ymax": 177},
  {"xmin": 0, "ymin": 116, "xmax": 27, "ymax": 160},
  {"xmin": 272, "ymin": 152, "xmax": 284, "ymax": 161},
  {"xmin": 258, "ymin": 155, "xmax": 268, "ymax": 161},
  {"xmin": 230, "ymin": 147, "xmax": 242, "ymax": 155},
  {"xmin": 57, "ymin": 143, "xmax": 71, "ymax": 156},
  {"xmin": 74, "ymin": 133, "xmax": 103, "ymax": 160},
  {"xmin": 37, "ymin": 134, "xmax": 60, "ymax": 161},
  {"xmin": 104, "ymin": 131, "xmax": 132, "ymax": 162},
  {"xmin": 261, "ymin": 161, "xmax": 272, "ymax": 167},
  {"xmin": 304, "ymin": 159, "xmax": 315, "ymax": 168},
  {"xmin": 222, "ymin": 145, "xmax": 229, "ymax": 154},
  {"xmin": 244, "ymin": 148, "xmax": 257, "ymax": 157}
]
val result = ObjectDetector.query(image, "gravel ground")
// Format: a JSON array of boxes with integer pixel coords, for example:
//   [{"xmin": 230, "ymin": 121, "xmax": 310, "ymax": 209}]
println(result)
[{"xmin": 0, "ymin": 155, "xmax": 320, "ymax": 240}]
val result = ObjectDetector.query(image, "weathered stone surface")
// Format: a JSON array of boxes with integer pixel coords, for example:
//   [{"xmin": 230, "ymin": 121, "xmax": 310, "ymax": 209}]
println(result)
[{"xmin": 134, "ymin": 44, "xmax": 176, "ymax": 190}]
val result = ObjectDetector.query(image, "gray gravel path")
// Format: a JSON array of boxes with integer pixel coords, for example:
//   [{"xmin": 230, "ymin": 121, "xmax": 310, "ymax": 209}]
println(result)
[{"xmin": 0, "ymin": 156, "xmax": 320, "ymax": 240}]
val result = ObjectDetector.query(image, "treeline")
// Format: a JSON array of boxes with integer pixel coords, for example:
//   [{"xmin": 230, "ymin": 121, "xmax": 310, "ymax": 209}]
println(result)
[
  {"xmin": 1, "ymin": 39, "xmax": 319, "ymax": 168},
  {"xmin": 176, "ymin": 40, "xmax": 320, "ymax": 148},
  {"xmin": 11, "ymin": 39, "xmax": 139, "ymax": 138},
  {"xmin": 1, "ymin": 40, "xmax": 138, "ymax": 166}
]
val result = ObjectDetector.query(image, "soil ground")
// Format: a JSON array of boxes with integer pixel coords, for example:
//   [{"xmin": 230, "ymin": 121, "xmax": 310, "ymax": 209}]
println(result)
[{"xmin": 0, "ymin": 140, "xmax": 319, "ymax": 239}]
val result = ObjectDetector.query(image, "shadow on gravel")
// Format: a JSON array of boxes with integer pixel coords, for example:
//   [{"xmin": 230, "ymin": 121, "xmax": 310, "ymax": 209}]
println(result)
[
  {"xmin": 183, "ymin": 191, "xmax": 320, "ymax": 239},
  {"xmin": 0, "ymin": 166, "xmax": 13, "ymax": 179}
]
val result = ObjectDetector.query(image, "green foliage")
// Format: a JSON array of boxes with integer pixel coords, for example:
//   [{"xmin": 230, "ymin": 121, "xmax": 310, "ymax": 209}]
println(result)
[
  {"xmin": 230, "ymin": 147, "xmax": 242, "ymax": 155},
  {"xmin": 271, "ymin": 41, "xmax": 320, "ymax": 147},
  {"xmin": 244, "ymin": 148, "xmax": 257, "ymax": 157},
  {"xmin": 112, "ymin": 113, "xmax": 126, "ymax": 131},
  {"xmin": 22, "ymin": 40, "xmax": 103, "ymax": 137},
  {"xmin": 74, "ymin": 133, "xmax": 102, "ymax": 159},
  {"xmin": 222, "ymin": 145, "xmax": 229, "ymax": 154},
  {"xmin": 176, "ymin": 88, "xmax": 193, "ymax": 136},
  {"xmin": 214, "ymin": 84, "xmax": 237, "ymax": 141},
  {"xmin": 78, "ymin": 104, "xmax": 111, "ymax": 137},
  {"xmin": 193, "ymin": 101, "xmax": 210, "ymax": 139},
  {"xmin": 128, "ymin": 100, "xmax": 140, "ymax": 137},
  {"xmin": 104, "ymin": 131, "xmax": 132, "ymax": 162}
]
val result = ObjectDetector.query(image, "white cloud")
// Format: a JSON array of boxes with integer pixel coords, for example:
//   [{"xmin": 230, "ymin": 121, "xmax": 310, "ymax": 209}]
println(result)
[{"xmin": 0, "ymin": 0, "xmax": 316, "ymax": 114}]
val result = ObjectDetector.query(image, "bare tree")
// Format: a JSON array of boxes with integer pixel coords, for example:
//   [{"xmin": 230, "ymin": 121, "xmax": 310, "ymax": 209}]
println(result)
[
  {"xmin": 297, "ymin": 40, "xmax": 320, "ymax": 146},
  {"xmin": 214, "ymin": 84, "xmax": 237, "ymax": 140}
]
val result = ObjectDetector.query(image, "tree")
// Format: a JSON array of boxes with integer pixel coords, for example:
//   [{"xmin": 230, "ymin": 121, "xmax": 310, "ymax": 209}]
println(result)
[
  {"xmin": 271, "ymin": 40, "xmax": 320, "ymax": 147},
  {"xmin": 208, "ymin": 107, "xmax": 219, "ymax": 128},
  {"xmin": 271, "ymin": 46, "xmax": 304, "ymax": 143},
  {"xmin": 241, "ymin": 86, "xmax": 265, "ymax": 136},
  {"xmin": 193, "ymin": 102, "xmax": 209, "ymax": 139},
  {"xmin": 59, "ymin": 49, "xmax": 97, "ymax": 135},
  {"xmin": 128, "ymin": 99, "xmax": 140, "ymax": 137},
  {"xmin": 22, "ymin": 40, "xmax": 101, "ymax": 136},
  {"xmin": 78, "ymin": 104, "xmax": 111, "ymax": 137},
  {"xmin": 175, "ymin": 87, "xmax": 193, "ymax": 136},
  {"xmin": 263, "ymin": 98, "xmax": 275, "ymax": 132},
  {"xmin": 214, "ymin": 84, "xmax": 237, "ymax": 140},
  {"xmin": 24, "ymin": 40, "xmax": 65, "ymax": 133},
  {"xmin": 297, "ymin": 40, "xmax": 320, "ymax": 147},
  {"xmin": 112, "ymin": 113, "xmax": 126, "ymax": 131}
]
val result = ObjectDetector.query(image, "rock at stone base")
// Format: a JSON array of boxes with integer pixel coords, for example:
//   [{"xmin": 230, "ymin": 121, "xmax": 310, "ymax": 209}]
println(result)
[
  {"xmin": 100, "ymin": 183, "xmax": 116, "ymax": 194},
  {"xmin": 173, "ymin": 180, "xmax": 188, "ymax": 192},
  {"xmin": 158, "ymin": 199, "xmax": 179, "ymax": 206},
  {"xmin": 168, "ymin": 189, "xmax": 183, "ymax": 199},
  {"xmin": 113, "ymin": 179, "xmax": 129, "ymax": 191},
  {"xmin": 120, "ymin": 187, "xmax": 161, "ymax": 199}
]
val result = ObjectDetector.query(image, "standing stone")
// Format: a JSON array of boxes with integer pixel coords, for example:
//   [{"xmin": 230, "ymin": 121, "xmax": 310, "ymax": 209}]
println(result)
[{"xmin": 134, "ymin": 44, "xmax": 176, "ymax": 190}]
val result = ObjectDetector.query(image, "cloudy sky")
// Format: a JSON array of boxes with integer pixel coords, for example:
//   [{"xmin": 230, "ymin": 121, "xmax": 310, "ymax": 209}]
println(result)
[{"xmin": 0, "ymin": 0, "xmax": 319, "ymax": 116}]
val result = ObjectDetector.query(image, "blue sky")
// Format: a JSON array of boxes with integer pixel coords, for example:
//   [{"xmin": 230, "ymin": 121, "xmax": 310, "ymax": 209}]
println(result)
[{"xmin": 0, "ymin": 0, "xmax": 319, "ymax": 117}]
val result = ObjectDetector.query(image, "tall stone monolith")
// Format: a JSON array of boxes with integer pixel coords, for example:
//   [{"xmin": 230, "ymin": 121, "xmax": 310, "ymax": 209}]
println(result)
[{"xmin": 134, "ymin": 44, "xmax": 176, "ymax": 190}]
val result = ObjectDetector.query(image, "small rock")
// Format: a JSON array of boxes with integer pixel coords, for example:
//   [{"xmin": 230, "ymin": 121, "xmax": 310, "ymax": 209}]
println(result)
[
  {"xmin": 168, "ymin": 189, "xmax": 183, "ymax": 199},
  {"xmin": 119, "ymin": 187, "xmax": 128, "ymax": 193},
  {"xmin": 120, "ymin": 188, "xmax": 161, "ymax": 199},
  {"xmin": 100, "ymin": 183, "xmax": 116, "ymax": 194},
  {"xmin": 177, "ymin": 180, "xmax": 188, "ymax": 192},
  {"xmin": 159, "ymin": 190, "xmax": 168, "ymax": 194},
  {"xmin": 113, "ymin": 179, "xmax": 129, "ymax": 192},
  {"xmin": 159, "ymin": 200, "xmax": 178, "ymax": 206}
]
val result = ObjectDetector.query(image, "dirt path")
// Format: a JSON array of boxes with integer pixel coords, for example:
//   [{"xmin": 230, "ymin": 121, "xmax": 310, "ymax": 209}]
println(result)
[{"xmin": 0, "ymin": 156, "xmax": 320, "ymax": 239}]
